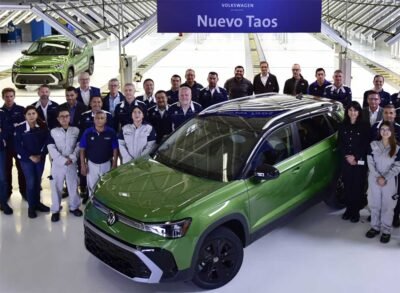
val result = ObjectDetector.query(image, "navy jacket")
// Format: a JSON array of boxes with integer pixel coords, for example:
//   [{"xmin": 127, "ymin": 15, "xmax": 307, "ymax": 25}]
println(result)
[
  {"xmin": 0, "ymin": 110, "xmax": 5, "ymax": 151},
  {"xmin": 79, "ymin": 110, "xmax": 113, "ymax": 134},
  {"xmin": 362, "ymin": 90, "xmax": 392, "ymax": 108},
  {"xmin": 136, "ymin": 95, "xmax": 156, "ymax": 109},
  {"xmin": 114, "ymin": 99, "xmax": 147, "ymax": 131},
  {"xmin": 198, "ymin": 86, "xmax": 228, "ymax": 109},
  {"xmin": 59, "ymin": 101, "xmax": 88, "ymax": 127},
  {"xmin": 102, "ymin": 91, "xmax": 126, "ymax": 114},
  {"xmin": 14, "ymin": 121, "xmax": 49, "ymax": 162},
  {"xmin": 166, "ymin": 89, "xmax": 179, "ymax": 104},
  {"xmin": 323, "ymin": 84, "xmax": 352, "ymax": 108},
  {"xmin": 181, "ymin": 82, "xmax": 203, "ymax": 102},
  {"xmin": 283, "ymin": 76, "xmax": 309, "ymax": 96},
  {"xmin": 308, "ymin": 80, "xmax": 331, "ymax": 97},
  {"xmin": 147, "ymin": 105, "xmax": 173, "ymax": 144},
  {"xmin": 253, "ymin": 73, "xmax": 279, "ymax": 94},
  {"xmin": 370, "ymin": 120, "xmax": 400, "ymax": 142},
  {"xmin": 168, "ymin": 101, "xmax": 203, "ymax": 130},
  {"xmin": 31, "ymin": 100, "xmax": 59, "ymax": 129},
  {"xmin": 76, "ymin": 86, "xmax": 101, "ymax": 106},
  {"xmin": 1, "ymin": 103, "xmax": 25, "ymax": 146}
]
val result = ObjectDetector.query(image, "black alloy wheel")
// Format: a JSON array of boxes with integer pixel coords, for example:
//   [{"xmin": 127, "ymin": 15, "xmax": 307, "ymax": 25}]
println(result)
[
  {"xmin": 87, "ymin": 57, "xmax": 94, "ymax": 75},
  {"xmin": 192, "ymin": 227, "xmax": 243, "ymax": 289},
  {"xmin": 64, "ymin": 68, "xmax": 74, "ymax": 88}
]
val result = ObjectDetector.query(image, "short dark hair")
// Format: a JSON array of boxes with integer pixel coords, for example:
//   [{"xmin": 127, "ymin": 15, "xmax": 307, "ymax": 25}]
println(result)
[
  {"xmin": 143, "ymin": 78, "xmax": 154, "ymax": 85},
  {"xmin": 38, "ymin": 84, "xmax": 50, "ymax": 91},
  {"xmin": 171, "ymin": 74, "xmax": 181, "ymax": 81},
  {"xmin": 89, "ymin": 96, "xmax": 102, "ymax": 104},
  {"xmin": 65, "ymin": 86, "xmax": 77, "ymax": 93},
  {"xmin": 315, "ymin": 68, "xmax": 325, "ymax": 75},
  {"xmin": 57, "ymin": 106, "xmax": 70, "ymax": 116},
  {"xmin": 208, "ymin": 71, "xmax": 218, "ymax": 77},
  {"xmin": 234, "ymin": 65, "xmax": 244, "ymax": 71},
  {"xmin": 334, "ymin": 69, "xmax": 343, "ymax": 75},
  {"xmin": 155, "ymin": 90, "xmax": 167, "ymax": 97},
  {"xmin": 2, "ymin": 87, "xmax": 15, "ymax": 98},
  {"xmin": 373, "ymin": 75, "xmax": 384, "ymax": 82}
]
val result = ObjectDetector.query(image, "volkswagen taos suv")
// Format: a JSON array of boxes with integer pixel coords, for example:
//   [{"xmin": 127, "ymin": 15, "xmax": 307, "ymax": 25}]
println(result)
[
  {"xmin": 12, "ymin": 35, "xmax": 94, "ymax": 89},
  {"xmin": 84, "ymin": 94, "xmax": 343, "ymax": 289}
]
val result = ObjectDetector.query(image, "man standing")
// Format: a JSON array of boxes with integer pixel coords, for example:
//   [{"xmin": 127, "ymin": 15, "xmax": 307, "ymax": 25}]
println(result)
[
  {"xmin": 102, "ymin": 78, "xmax": 125, "ymax": 116},
  {"xmin": 253, "ymin": 61, "xmax": 279, "ymax": 94},
  {"xmin": 181, "ymin": 69, "xmax": 203, "ymax": 102},
  {"xmin": 1, "ymin": 88, "xmax": 25, "ymax": 201},
  {"xmin": 198, "ymin": 71, "xmax": 228, "ymax": 109},
  {"xmin": 308, "ymin": 68, "xmax": 331, "ymax": 97},
  {"xmin": 166, "ymin": 74, "xmax": 181, "ymax": 104},
  {"xmin": 47, "ymin": 107, "xmax": 82, "ymax": 222},
  {"xmin": 59, "ymin": 87, "xmax": 87, "ymax": 127},
  {"xmin": 323, "ymin": 70, "xmax": 352, "ymax": 108},
  {"xmin": 80, "ymin": 111, "xmax": 118, "ymax": 196},
  {"xmin": 32, "ymin": 84, "xmax": 59, "ymax": 129},
  {"xmin": 148, "ymin": 90, "xmax": 172, "ymax": 144},
  {"xmin": 0, "ymin": 108, "xmax": 11, "ymax": 214},
  {"xmin": 76, "ymin": 72, "xmax": 101, "ymax": 107},
  {"xmin": 362, "ymin": 91, "xmax": 383, "ymax": 126},
  {"xmin": 137, "ymin": 78, "xmax": 156, "ymax": 108},
  {"xmin": 224, "ymin": 65, "xmax": 253, "ymax": 99},
  {"xmin": 114, "ymin": 83, "xmax": 147, "ymax": 131},
  {"xmin": 168, "ymin": 86, "xmax": 202, "ymax": 130},
  {"xmin": 283, "ymin": 63, "xmax": 309, "ymax": 95},
  {"xmin": 362, "ymin": 75, "xmax": 391, "ymax": 107},
  {"xmin": 79, "ymin": 96, "xmax": 113, "ymax": 133}
]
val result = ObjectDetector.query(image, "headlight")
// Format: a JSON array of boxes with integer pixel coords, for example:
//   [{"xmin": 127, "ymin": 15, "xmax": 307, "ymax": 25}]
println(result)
[
  {"xmin": 12, "ymin": 64, "xmax": 20, "ymax": 70},
  {"xmin": 144, "ymin": 218, "xmax": 192, "ymax": 239},
  {"xmin": 54, "ymin": 64, "xmax": 64, "ymax": 70}
]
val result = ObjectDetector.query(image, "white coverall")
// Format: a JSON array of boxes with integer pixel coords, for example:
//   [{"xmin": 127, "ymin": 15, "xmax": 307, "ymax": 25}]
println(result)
[
  {"xmin": 367, "ymin": 141, "xmax": 400, "ymax": 234},
  {"xmin": 47, "ymin": 127, "xmax": 80, "ymax": 213}
]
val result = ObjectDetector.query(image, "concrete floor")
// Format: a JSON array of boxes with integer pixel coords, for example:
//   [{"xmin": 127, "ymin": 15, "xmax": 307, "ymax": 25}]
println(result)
[{"xmin": 1, "ymin": 32, "xmax": 400, "ymax": 293}]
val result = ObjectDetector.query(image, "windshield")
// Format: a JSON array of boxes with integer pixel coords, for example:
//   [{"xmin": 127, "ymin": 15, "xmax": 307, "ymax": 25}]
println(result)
[
  {"xmin": 154, "ymin": 115, "xmax": 268, "ymax": 182},
  {"xmin": 27, "ymin": 41, "xmax": 70, "ymax": 55}
]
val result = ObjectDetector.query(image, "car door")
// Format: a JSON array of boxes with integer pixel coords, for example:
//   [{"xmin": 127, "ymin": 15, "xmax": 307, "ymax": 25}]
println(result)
[
  {"xmin": 246, "ymin": 123, "xmax": 305, "ymax": 232},
  {"xmin": 71, "ymin": 43, "xmax": 86, "ymax": 72}
]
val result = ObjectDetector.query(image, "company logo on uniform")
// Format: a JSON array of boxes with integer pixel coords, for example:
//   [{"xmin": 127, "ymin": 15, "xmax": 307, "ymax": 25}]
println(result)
[{"xmin": 107, "ymin": 211, "xmax": 117, "ymax": 226}]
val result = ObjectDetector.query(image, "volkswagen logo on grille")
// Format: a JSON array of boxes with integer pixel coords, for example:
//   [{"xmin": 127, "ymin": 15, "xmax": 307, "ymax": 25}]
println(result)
[
  {"xmin": 32, "ymin": 66, "xmax": 37, "ymax": 71},
  {"xmin": 107, "ymin": 211, "xmax": 117, "ymax": 226}
]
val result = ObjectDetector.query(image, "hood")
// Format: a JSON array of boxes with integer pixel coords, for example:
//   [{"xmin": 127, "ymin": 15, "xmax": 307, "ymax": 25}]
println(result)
[
  {"xmin": 94, "ymin": 158, "xmax": 227, "ymax": 222},
  {"xmin": 14, "ymin": 55, "xmax": 69, "ymax": 67}
]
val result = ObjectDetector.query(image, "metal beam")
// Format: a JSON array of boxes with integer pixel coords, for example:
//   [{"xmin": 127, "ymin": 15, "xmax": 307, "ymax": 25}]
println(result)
[
  {"xmin": 320, "ymin": 20, "xmax": 351, "ymax": 48},
  {"xmin": 121, "ymin": 13, "xmax": 156, "ymax": 47}
]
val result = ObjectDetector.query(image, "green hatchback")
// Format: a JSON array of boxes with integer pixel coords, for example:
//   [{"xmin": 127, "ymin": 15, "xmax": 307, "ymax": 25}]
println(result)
[
  {"xmin": 84, "ymin": 94, "xmax": 343, "ymax": 289},
  {"xmin": 12, "ymin": 35, "xmax": 94, "ymax": 89}
]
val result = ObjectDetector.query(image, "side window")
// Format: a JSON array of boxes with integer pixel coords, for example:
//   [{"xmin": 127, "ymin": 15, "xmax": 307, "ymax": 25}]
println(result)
[
  {"xmin": 297, "ymin": 115, "xmax": 333, "ymax": 150},
  {"xmin": 257, "ymin": 126, "xmax": 294, "ymax": 166},
  {"xmin": 325, "ymin": 113, "xmax": 340, "ymax": 132}
]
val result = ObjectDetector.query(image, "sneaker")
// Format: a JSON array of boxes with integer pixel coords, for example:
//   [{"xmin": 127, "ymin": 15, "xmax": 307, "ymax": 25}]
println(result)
[
  {"xmin": 1, "ymin": 203, "xmax": 13, "ymax": 215},
  {"xmin": 28, "ymin": 208, "xmax": 37, "ymax": 219},
  {"xmin": 51, "ymin": 212, "xmax": 60, "ymax": 222},
  {"xmin": 350, "ymin": 216, "xmax": 360, "ymax": 223},
  {"xmin": 82, "ymin": 195, "xmax": 89, "ymax": 205},
  {"xmin": 380, "ymin": 233, "xmax": 391, "ymax": 244},
  {"xmin": 392, "ymin": 216, "xmax": 400, "ymax": 228},
  {"xmin": 69, "ymin": 209, "xmax": 83, "ymax": 217},
  {"xmin": 367, "ymin": 215, "xmax": 371, "ymax": 222},
  {"xmin": 342, "ymin": 211, "xmax": 350, "ymax": 220},
  {"xmin": 365, "ymin": 228, "xmax": 380, "ymax": 238},
  {"xmin": 36, "ymin": 203, "xmax": 50, "ymax": 212}
]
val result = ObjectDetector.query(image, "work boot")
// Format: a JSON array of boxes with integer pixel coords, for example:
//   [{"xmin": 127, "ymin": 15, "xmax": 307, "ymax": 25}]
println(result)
[{"xmin": 1, "ymin": 203, "xmax": 13, "ymax": 215}]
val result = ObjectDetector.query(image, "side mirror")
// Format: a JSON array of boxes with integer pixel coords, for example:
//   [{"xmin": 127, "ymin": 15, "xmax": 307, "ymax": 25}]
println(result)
[
  {"xmin": 73, "ymin": 48, "xmax": 82, "ymax": 55},
  {"xmin": 21, "ymin": 49, "xmax": 27, "ymax": 55},
  {"xmin": 254, "ymin": 164, "xmax": 280, "ymax": 181}
]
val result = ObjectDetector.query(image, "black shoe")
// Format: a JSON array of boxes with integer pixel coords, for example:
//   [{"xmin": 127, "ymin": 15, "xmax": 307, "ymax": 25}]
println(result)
[
  {"xmin": 365, "ymin": 228, "xmax": 380, "ymax": 238},
  {"xmin": 342, "ymin": 211, "xmax": 350, "ymax": 220},
  {"xmin": 350, "ymin": 216, "xmax": 360, "ymax": 223},
  {"xmin": 392, "ymin": 216, "xmax": 400, "ymax": 228},
  {"xmin": 62, "ymin": 187, "xmax": 69, "ymax": 199},
  {"xmin": 70, "ymin": 209, "xmax": 83, "ymax": 217},
  {"xmin": 51, "ymin": 212, "xmax": 60, "ymax": 222},
  {"xmin": 82, "ymin": 196, "xmax": 89, "ymax": 205},
  {"xmin": 36, "ymin": 203, "xmax": 50, "ymax": 212},
  {"xmin": 367, "ymin": 215, "xmax": 371, "ymax": 222},
  {"xmin": 28, "ymin": 208, "xmax": 37, "ymax": 219},
  {"xmin": 380, "ymin": 233, "xmax": 391, "ymax": 243},
  {"xmin": 1, "ymin": 203, "xmax": 13, "ymax": 215}
]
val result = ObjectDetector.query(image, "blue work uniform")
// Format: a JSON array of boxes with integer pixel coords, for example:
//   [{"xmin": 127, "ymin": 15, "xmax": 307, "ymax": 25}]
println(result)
[
  {"xmin": 323, "ymin": 84, "xmax": 352, "ymax": 108},
  {"xmin": 76, "ymin": 86, "xmax": 101, "ymax": 107},
  {"xmin": 0, "ymin": 110, "xmax": 7, "ymax": 206},
  {"xmin": 166, "ymin": 89, "xmax": 179, "ymax": 104},
  {"xmin": 362, "ymin": 90, "xmax": 392, "ymax": 108},
  {"xmin": 198, "ymin": 86, "xmax": 228, "ymax": 109},
  {"xmin": 102, "ymin": 91, "xmax": 126, "ymax": 116},
  {"xmin": 308, "ymin": 80, "xmax": 331, "ymax": 97},
  {"xmin": 147, "ymin": 105, "xmax": 172, "ymax": 144},
  {"xmin": 181, "ymin": 82, "xmax": 203, "ymax": 102},
  {"xmin": 137, "ymin": 94, "xmax": 156, "ymax": 109},
  {"xmin": 79, "ymin": 110, "xmax": 114, "ymax": 134},
  {"xmin": 114, "ymin": 99, "xmax": 147, "ymax": 131},
  {"xmin": 168, "ymin": 101, "xmax": 203, "ymax": 131},
  {"xmin": 32, "ymin": 100, "xmax": 59, "ymax": 129}
]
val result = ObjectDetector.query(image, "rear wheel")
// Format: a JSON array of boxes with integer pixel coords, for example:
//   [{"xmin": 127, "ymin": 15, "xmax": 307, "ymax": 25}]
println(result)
[
  {"xmin": 192, "ymin": 227, "xmax": 243, "ymax": 289},
  {"xmin": 15, "ymin": 85, "xmax": 26, "ymax": 89},
  {"xmin": 87, "ymin": 57, "xmax": 94, "ymax": 75},
  {"xmin": 63, "ymin": 68, "xmax": 74, "ymax": 89},
  {"xmin": 324, "ymin": 175, "xmax": 345, "ymax": 209}
]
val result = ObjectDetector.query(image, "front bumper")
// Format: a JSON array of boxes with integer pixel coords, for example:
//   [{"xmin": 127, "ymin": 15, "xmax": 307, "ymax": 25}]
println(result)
[
  {"xmin": 12, "ymin": 72, "xmax": 63, "ymax": 86},
  {"xmin": 84, "ymin": 220, "xmax": 183, "ymax": 283}
]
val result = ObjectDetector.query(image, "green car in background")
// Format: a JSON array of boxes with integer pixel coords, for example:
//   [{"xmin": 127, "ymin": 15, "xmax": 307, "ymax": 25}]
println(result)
[
  {"xmin": 12, "ymin": 35, "xmax": 94, "ymax": 89},
  {"xmin": 84, "ymin": 94, "xmax": 343, "ymax": 289}
]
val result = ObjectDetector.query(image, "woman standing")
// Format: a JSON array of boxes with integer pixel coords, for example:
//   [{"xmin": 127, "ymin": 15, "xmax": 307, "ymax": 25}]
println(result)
[
  {"xmin": 338, "ymin": 101, "xmax": 369, "ymax": 222},
  {"xmin": 14, "ymin": 105, "xmax": 49, "ymax": 218},
  {"xmin": 366, "ymin": 121, "xmax": 400, "ymax": 243},
  {"xmin": 118, "ymin": 105, "xmax": 156, "ymax": 164}
]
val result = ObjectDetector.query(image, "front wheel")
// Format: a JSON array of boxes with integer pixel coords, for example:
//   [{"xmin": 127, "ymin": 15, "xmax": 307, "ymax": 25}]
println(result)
[
  {"xmin": 192, "ymin": 227, "xmax": 243, "ymax": 289},
  {"xmin": 87, "ymin": 57, "xmax": 94, "ymax": 75},
  {"xmin": 323, "ymin": 175, "xmax": 345, "ymax": 209},
  {"xmin": 63, "ymin": 68, "xmax": 74, "ymax": 88}
]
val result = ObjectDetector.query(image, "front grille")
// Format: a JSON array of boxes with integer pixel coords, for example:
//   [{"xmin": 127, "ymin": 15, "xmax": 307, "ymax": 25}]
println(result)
[
  {"xmin": 15, "ymin": 74, "xmax": 56, "ymax": 84},
  {"xmin": 85, "ymin": 226, "xmax": 151, "ymax": 278}
]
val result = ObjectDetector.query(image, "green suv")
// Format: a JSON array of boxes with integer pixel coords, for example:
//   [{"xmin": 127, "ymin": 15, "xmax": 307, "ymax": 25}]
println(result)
[
  {"xmin": 84, "ymin": 94, "xmax": 343, "ymax": 289},
  {"xmin": 12, "ymin": 35, "xmax": 94, "ymax": 89}
]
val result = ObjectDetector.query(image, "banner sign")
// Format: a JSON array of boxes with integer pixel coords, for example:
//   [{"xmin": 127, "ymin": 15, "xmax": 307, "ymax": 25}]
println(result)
[{"xmin": 157, "ymin": 0, "xmax": 322, "ymax": 33}]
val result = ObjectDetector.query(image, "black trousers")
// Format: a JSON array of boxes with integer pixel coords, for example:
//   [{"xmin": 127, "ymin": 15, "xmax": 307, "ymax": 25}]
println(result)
[
  {"xmin": 342, "ymin": 161, "xmax": 367, "ymax": 217},
  {"xmin": 5, "ymin": 146, "xmax": 26, "ymax": 198}
]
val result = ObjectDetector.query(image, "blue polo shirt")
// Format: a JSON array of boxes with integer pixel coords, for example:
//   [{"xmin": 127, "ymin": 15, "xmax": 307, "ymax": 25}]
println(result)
[
  {"xmin": 323, "ymin": 84, "xmax": 352, "ymax": 108},
  {"xmin": 1, "ymin": 103, "xmax": 25, "ymax": 146},
  {"xmin": 79, "ymin": 110, "xmax": 114, "ymax": 133},
  {"xmin": 308, "ymin": 80, "xmax": 331, "ymax": 97},
  {"xmin": 168, "ymin": 101, "xmax": 203, "ymax": 130},
  {"xmin": 198, "ymin": 86, "xmax": 228, "ymax": 109},
  {"xmin": 80, "ymin": 126, "xmax": 118, "ymax": 164}
]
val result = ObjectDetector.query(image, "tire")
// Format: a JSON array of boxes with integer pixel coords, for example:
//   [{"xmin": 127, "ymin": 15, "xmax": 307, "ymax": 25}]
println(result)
[
  {"xmin": 323, "ymin": 175, "xmax": 346, "ymax": 209},
  {"xmin": 87, "ymin": 57, "xmax": 94, "ymax": 75},
  {"xmin": 192, "ymin": 227, "xmax": 243, "ymax": 290},
  {"xmin": 15, "ymin": 85, "xmax": 26, "ymax": 89},
  {"xmin": 63, "ymin": 68, "xmax": 74, "ymax": 89}
]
